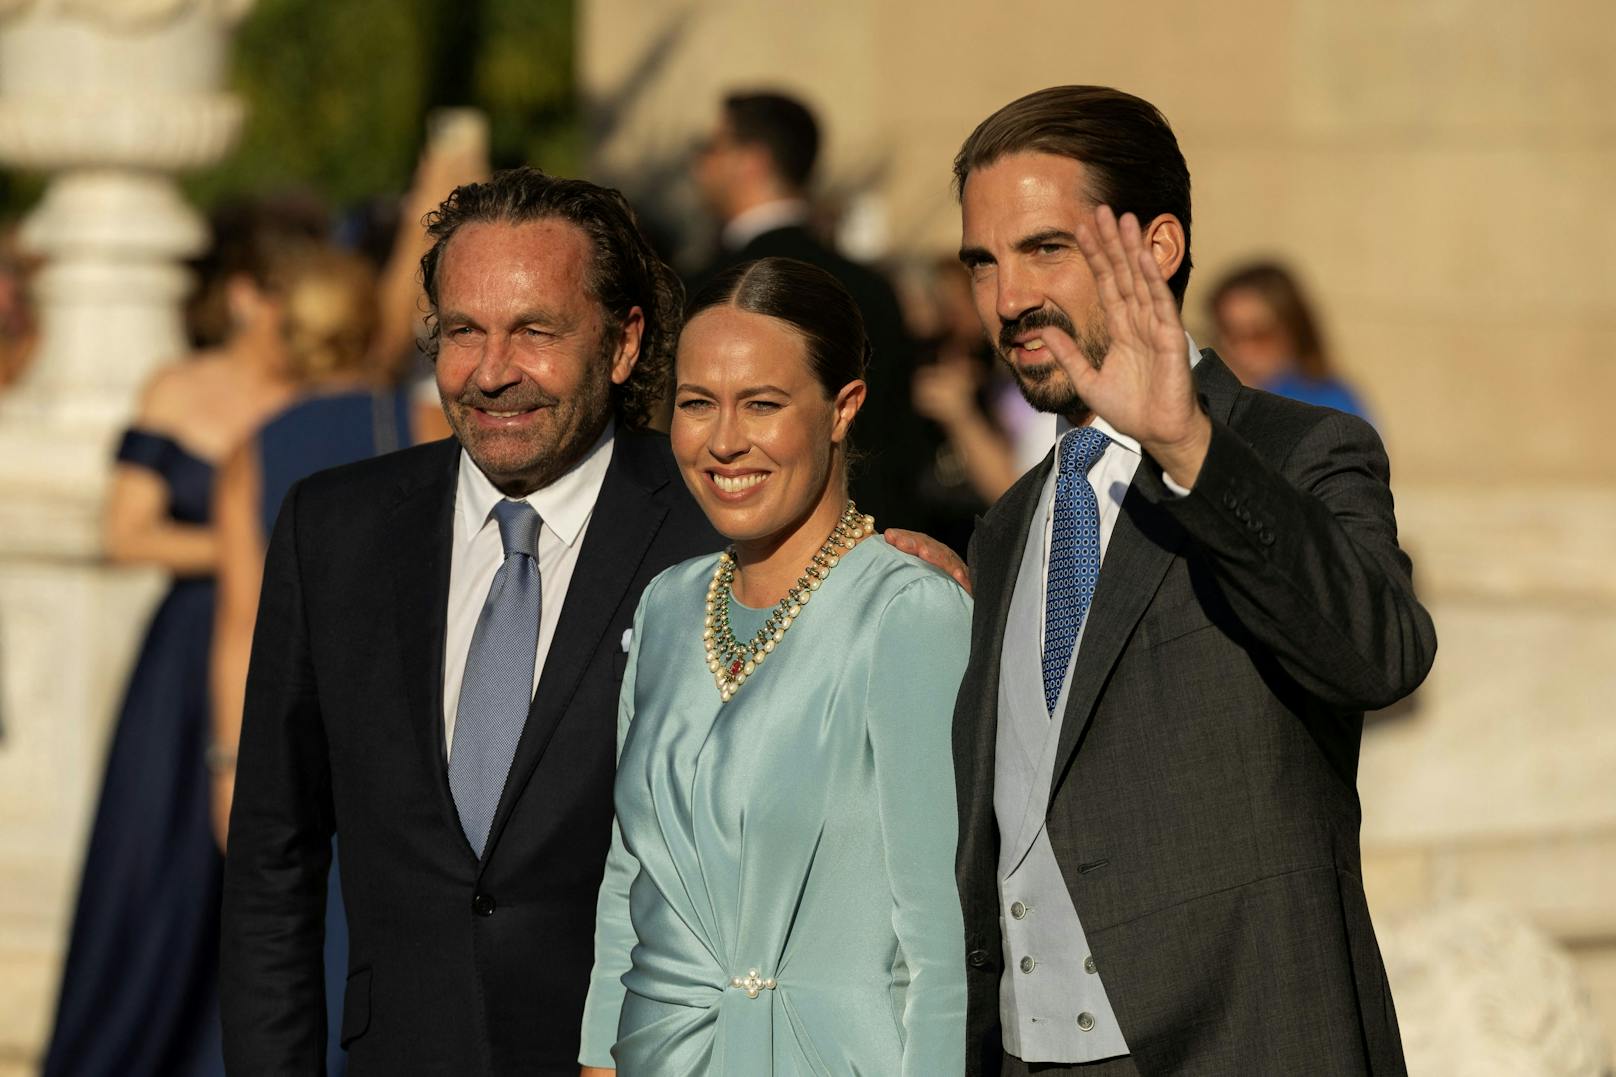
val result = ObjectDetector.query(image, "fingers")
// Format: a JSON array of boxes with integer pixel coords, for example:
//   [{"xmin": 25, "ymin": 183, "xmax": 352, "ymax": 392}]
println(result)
[
  {"xmin": 1075, "ymin": 210, "xmax": 1127, "ymax": 314},
  {"xmin": 1035, "ymin": 325, "xmax": 1104, "ymax": 407},
  {"xmin": 1138, "ymin": 246, "xmax": 1179, "ymax": 328},
  {"xmin": 882, "ymin": 528, "xmax": 921, "ymax": 555}
]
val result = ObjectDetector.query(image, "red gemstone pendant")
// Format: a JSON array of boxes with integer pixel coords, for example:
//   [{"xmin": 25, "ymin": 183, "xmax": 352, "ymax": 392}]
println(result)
[{"xmin": 729, "ymin": 659, "xmax": 743, "ymax": 677}]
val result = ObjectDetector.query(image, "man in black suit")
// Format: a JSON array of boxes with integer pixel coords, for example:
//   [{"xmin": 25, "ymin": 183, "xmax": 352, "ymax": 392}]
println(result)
[
  {"xmin": 691, "ymin": 89, "xmax": 925, "ymax": 527},
  {"xmin": 218, "ymin": 168, "xmax": 720, "ymax": 1075},
  {"xmin": 950, "ymin": 87, "xmax": 1436, "ymax": 1075}
]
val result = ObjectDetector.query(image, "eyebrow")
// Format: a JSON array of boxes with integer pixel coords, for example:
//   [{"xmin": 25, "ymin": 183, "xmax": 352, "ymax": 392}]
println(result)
[
  {"xmin": 1016, "ymin": 228, "xmax": 1078, "ymax": 252},
  {"xmin": 959, "ymin": 228, "xmax": 1080, "ymax": 266},
  {"xmin": 439, "ymin": 308, "xmax": 567, "ymax": 329},
  {"xmin": 676, "ymin": 383, "xmax": 792, "ymax": 398}
]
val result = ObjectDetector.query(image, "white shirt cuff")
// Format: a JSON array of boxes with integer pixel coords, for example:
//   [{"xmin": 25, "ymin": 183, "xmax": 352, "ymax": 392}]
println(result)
[{"xmin": 1161, "ymin": 471, "xmax": 1193, "ymax": 498}]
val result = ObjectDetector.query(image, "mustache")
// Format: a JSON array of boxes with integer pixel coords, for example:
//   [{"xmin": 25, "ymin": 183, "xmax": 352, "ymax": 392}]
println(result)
[
  {"xmin": 452, "ymin": 386, "xmax": 560, "ymax": 411},
  {"xmin": 998, "ymin": 307, "xmax": 1076, "ymax": 354}
]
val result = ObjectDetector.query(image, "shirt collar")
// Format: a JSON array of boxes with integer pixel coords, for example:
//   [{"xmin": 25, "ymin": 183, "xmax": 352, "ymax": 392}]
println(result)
[
  {"xmin": 722, "ymin": 198, "xmax": 811, "ymax": 251},
  {"xmin": 456, "ymin": 421, "xmax": 616, "ymax": 549},
  {"xmin": 1055, "ymin": 330, "xmax": 1202, "ymax": 454}
]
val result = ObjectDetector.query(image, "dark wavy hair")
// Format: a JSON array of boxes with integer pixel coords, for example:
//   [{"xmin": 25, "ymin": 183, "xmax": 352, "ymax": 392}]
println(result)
[
  {"xmin": 953, "ymin": 85, "xmax": 1193, "ymax": 306},
  {"xmin": 419, "ymin": 166, "xmax": 683, "ymax": 429}
]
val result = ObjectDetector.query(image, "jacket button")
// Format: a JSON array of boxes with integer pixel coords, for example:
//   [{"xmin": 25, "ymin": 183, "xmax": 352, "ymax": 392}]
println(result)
[
  {"xmin": 1260, "ymin": 530, "xmax": 1275, "ymax": 546},
  {"xmin": 1084, "ymin": 955, "xmax": 1098, "ymax": 974},
  {"xmin": 1223, "ymin": 492, "xmax": 1237, "ymax": 509},
  {"xmin": 472, "ymin": 893, "xmax": 496, "ymax": 917},
  {"xmin": 967, "ymin": 949, "xmax": 990, "ymax": 968}
]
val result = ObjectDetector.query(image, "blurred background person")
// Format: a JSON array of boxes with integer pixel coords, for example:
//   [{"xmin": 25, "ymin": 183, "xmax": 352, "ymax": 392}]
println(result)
[
  {"xmin": 689, "ymin": 89, "xmax": 926, "ymax": 527},
  {"xmin": 41, "ymin": 205, "xmax": 304, "ymax": 1077},
  {"xmin": 210, "ymin": 242, "xmax": 406, "ymax": 1077},
  {"xmin": 366, "ymin": 108, "xmax": 490, "ymax": 445},
  {"xmin": 1207, "ymin": 259, "xmax": 1372, "ymax": 422},
  {"xmin": 908, "ymin": 254, "xmax": 1019, "ymax": 554}
]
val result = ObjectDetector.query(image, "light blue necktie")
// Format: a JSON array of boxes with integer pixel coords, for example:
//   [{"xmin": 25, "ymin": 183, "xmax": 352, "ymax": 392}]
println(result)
[
  {"xmin": 1042, "ymin": 426, "xmax": 1111, "ymax": 715},
  {"xmin": 450, "ymin": 499, "xmax": 542, "ymax": 858}
]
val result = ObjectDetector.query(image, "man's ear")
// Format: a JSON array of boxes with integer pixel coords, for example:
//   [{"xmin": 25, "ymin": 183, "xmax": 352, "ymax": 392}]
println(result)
[
  {"xmin": 1142, "ymin": 214, "xmax": 1186, "ymax": 287},
  {"xmin": 610, "ymin": 306, "xmax": 645, "ymax": 385}
]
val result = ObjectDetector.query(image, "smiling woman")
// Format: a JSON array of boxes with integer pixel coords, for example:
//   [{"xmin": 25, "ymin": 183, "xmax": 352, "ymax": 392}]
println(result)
[{"xmin": 578, "ymin": 257, "xmax": 972, "ymax": 1076}]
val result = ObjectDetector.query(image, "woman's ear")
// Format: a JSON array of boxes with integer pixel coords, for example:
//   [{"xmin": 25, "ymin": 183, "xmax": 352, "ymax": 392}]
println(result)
[{"xmin": 830, "ymin": 379, "xmax": 866, "ymax": 444}]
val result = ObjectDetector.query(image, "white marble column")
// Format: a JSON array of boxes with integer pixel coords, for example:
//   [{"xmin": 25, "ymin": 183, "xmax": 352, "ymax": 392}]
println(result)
[{"xmin": 0, "ymin": 1, "xmax": 251, "ymax": 1066}]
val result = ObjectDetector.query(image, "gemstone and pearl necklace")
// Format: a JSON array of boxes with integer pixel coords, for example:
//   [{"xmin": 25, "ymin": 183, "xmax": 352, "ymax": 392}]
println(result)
[{"xmin": 704, "ymin": 500, "xmax": 875, "ymax": 703}]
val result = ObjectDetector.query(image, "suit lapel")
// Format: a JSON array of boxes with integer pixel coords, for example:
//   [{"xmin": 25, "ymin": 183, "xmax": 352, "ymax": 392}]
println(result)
[
  {"xmin": 383, "ymin": 440, "xmax": 464, "ymax": 850},
  {"xmin": 479, "ymin": 430, "xmax": 672, "ymax": 862},
  {"xmin": 956, "ymin": 456, "xmax": 1050, "ymax": 869},
  {"xmin": 1047, "ymin": 351, "xmax": 1242, "ymax": 803}
]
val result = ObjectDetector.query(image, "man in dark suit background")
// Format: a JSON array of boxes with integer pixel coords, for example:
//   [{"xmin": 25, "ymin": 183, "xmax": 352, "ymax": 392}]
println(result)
[
  {"xmin": 950, "ymin": 87, "xmax": 1436, "ymax": 1076},
  {"xmin": 218, "ymin": 168, "xmax": 721, "ymax": 1076},
  {"xmin": 690, "ymin": 89, "xmax": 925, "ymax": 527}
]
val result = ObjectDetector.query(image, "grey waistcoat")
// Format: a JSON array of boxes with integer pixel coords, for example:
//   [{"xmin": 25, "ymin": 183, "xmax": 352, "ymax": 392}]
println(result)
[{"xmin": 993, "ymin": 474, "xmax": 1129, "ymax": 1063}]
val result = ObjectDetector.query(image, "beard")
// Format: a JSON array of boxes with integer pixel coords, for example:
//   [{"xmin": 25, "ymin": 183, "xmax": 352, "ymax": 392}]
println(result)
[
  {"xmin": 995, "ymin": 305, "xmax": 1109, "ymax": 418},
  {"xmin": 441, "ymin": 333, "xmax": 616, "ymax": 495}
]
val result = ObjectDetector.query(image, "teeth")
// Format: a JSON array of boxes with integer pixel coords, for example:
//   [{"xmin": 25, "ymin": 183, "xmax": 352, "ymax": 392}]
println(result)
[
  {"xmin": 713, "ymin": 473, "xmax": 766, "ymax": 493},
  {"xmin": 484, "ymin": 410, "xmax": 527, "ymax": 418},
  {"xmin": 1022, "ymin": 340, "xmax": 1045, "ymax": 351}
]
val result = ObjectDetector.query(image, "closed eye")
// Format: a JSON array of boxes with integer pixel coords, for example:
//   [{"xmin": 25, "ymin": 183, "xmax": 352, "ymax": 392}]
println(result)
[{"xmin": 676, "ymin": 397, "xmax": 714, "ymax": 412}]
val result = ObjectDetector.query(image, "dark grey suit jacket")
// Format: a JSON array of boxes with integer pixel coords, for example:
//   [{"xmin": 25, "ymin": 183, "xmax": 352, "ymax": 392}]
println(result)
[{"xmin": 954, "ymin": 352, "xmax": 1436, "ymax": 1076}]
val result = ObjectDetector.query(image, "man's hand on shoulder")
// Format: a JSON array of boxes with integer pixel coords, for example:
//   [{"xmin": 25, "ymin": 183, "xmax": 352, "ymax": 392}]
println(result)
[{"xmin": 884, "ymin": 529, "xmax": 972, "ymax": 594}]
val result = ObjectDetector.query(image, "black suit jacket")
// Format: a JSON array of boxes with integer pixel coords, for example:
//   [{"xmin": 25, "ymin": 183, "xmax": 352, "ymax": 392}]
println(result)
[
  {"xmin": 221, "ymin": 428, "xmax": 719, "ymax": 1076},
  {"xmin": 699, "ymin": 225, "xmax": 927, "ymax": 529},
  {"xmin": 954, "ymin": 353, "xmax": 1436, "ymax": 1077}
]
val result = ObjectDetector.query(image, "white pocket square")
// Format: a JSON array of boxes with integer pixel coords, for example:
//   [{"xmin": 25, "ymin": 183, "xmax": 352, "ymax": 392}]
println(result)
[{"xmin": 621, "ymin": 628, "xmax": 633, "ymax": 653}]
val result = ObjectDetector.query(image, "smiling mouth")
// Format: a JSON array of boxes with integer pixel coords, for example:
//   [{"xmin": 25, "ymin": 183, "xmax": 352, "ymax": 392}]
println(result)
[{"xmin": 710, "ymin": 472, "xmax": 767, "ymax": 495}]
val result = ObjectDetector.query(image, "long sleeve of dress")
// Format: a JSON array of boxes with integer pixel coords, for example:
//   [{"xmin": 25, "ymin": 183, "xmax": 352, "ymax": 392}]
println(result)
[
  {"xmin": 577, "ymin": 594, "xmax": 649, "ymax": 1068},
  {"xmin": 865, "ymin": 574, "xmax": 972, "ymax": 1077}
]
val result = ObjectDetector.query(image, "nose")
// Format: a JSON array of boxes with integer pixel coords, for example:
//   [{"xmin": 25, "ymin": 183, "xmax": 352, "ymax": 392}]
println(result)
[
  {"xmin": 995, "ymin": 263, "xmax": 1043, "ymax": 328},
  {"xmin": 472, "ymin": 333, "xmax": 523, "ymax": 394},
  {"xmin": 708, "ymin": 404, "xmax": 749, "ymax": 462}
]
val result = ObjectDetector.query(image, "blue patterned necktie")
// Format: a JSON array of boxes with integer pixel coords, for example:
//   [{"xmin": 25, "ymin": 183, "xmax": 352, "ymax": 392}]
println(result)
[
  {"xmin": 1042, "ymin": 426, "xmax": 1111, "ymax": 715},
  {"xmin": 450, "ymin": 499, "xmax": 542, "ymax": 857}
]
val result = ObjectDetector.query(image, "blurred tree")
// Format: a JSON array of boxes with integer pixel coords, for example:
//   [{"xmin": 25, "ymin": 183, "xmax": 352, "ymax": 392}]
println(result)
[{"xmin": 184, "ymin": 0, "xmax": 578, "ymax": 210}]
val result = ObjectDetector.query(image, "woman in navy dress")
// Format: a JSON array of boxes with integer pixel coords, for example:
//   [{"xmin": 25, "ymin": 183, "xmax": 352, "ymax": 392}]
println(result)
[
  {"xmin": 210, "ymin": 245, "xmax": 414, "ymax": 1073},
  {"xmin": 43, "ymin": 246, "xmax": 294, "ymax": 1076}
]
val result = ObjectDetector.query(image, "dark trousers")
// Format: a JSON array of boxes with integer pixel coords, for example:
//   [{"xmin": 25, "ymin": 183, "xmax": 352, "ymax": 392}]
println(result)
[{"xmin": 1002, "ymin": 1051, "xmax": 1141, "ymax": 1076}]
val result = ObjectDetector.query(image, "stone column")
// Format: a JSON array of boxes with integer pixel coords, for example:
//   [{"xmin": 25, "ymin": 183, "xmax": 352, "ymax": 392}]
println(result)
[{"xmin": 0, "ymin": 1, "xmax": 251, "ymax": 1067}]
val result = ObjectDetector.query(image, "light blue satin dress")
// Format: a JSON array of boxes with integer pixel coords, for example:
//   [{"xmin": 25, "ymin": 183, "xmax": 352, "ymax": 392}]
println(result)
[{"xmin": 580, "ymin": 537, "xmax": 970, "ymax": 1076}]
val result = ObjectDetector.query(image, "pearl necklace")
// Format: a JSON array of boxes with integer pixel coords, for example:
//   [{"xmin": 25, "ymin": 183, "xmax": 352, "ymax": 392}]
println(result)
[{"xmin": 704, "ymin": 501, "xmax": 875, "ymax": 703}]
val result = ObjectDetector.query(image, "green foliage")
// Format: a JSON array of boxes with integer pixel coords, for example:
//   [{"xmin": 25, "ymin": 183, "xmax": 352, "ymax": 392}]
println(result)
[
  {"xmin": 183, "ymin": 0, "xmax": 577, "ymax": 210},
  {"xmin": 476, "ymin": 0, "xmax": 580, "ymax": 175}
]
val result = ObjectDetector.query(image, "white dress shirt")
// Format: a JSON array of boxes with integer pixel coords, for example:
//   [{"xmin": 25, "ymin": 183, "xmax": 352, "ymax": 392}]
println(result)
[
  {"xmin": 442, "ymin": 423, "xmax": 615, "ymax": 758},
  {"xmin": 721, "ymin": 198, "xmax": 810, "ymax": 251},
  {"xmin": 1036, "ymin": 333, "xmax": 1202, "ymax": 652}
]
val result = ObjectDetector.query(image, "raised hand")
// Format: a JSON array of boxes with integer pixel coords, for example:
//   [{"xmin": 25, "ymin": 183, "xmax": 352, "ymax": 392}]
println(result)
[{"xmin": 1042, "ymin": 205, "xmax": 1212, "ymax": 488}]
